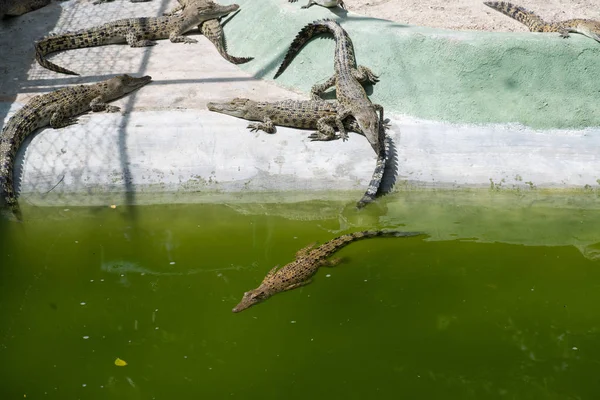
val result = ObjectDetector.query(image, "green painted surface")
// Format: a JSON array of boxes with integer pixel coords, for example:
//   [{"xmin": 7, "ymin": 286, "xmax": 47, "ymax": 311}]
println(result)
[
  {"xmin": 223, "ymin": 0, "xmax": 600, "ymax": 129},
  {"xmin": 2, "ymin": 194, "xmax": 600, "ymax": 398}
]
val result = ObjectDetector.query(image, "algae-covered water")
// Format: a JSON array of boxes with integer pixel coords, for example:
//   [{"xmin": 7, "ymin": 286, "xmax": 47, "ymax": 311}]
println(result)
[{"xmin": 1, "ymin": 194, "xmax": 600, "ymax": 399}]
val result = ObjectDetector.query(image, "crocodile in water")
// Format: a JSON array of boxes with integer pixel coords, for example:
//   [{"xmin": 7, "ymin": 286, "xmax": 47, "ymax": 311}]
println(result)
[
  {"xmin": 232, "ymin": 230, "xmax": 424, "ymax": 312},
  {"xmin": 484, "ymin": 2, "xmax": 600, "ymax": 42},
  {"xmin": 0, "ymin": 74, "xmax": 152, "ymax": 220},
  {"xmin": 35, "ymin": 1, "xmax": 239, "ymax": 75}
]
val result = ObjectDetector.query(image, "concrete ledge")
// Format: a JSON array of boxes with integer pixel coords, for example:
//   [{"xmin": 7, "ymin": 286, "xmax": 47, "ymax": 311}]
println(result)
[{"xmin": 12, "ymin": 108, "xmax": 600, "ymax": 207}]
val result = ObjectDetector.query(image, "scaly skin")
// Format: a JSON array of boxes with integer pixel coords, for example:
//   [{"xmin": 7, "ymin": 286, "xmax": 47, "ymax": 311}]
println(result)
[
  {"xmin": 288, "ymin": 0, "xmax": 346, "ymax": 10},
  {"xmin": 164, "ymin": 0, "xmax": 253, "ymax": 64},
  {"xmin": 232, "ymin": 230, "xmax": 424, "ymax": 313},
  {"xmin": 207, "ymin": 97, "xmax": 387, "ymax": 208},
  {"xmin": 208, "ymin": 98, "xmax": 364, "ymax": 139},
  {"xmin": 484, "ymin": 2, "xmax": 600, "ymax": 42},
  {"xmin": 0, "ymin": 74, "xmax": 152, "ymax": 221},
  {"xmin": 1, "ymin": 0, "xmax": 51, "ymax": 18},
  {"xmin": 274, "ymin": 19, "xmax": 384, "ymax": 157},
  {"xmin": 35, "ymin": 1, "xmax": 239, "ymax": 75}
]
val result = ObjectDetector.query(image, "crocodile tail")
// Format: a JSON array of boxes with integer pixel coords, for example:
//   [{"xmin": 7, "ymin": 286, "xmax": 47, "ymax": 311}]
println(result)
[
  {"xmin": 0, "ymin": 158, "xmax": 22, "ymax": 222},
  {"xmin": 321, "ymin": 229, "xmax": 424, "ymax": 256},
  {"xmin": 356, "ymin": 135, "xmax": 388, "ymax": 209},
  {"xmin": 483, "ymin": 2, "xmax": 547, "ymax": 32},
  {"xmin": 274, "ymin": 19, "xmax": 341, "ymax": 79},
  {"xmin": 351, "ymin": 230, "xmax": 425, "ymax": 240},
  {"xmin": 34, "ymin": 36, "xmax": 80, "ymax": 76},
  {"xmin": 200, "ymin": 20, "xmax": 253, "ymax": 65}
]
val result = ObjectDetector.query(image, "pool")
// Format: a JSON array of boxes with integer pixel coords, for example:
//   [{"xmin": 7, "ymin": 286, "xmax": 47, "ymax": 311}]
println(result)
[{"xmin": 1, "ymin": 191, "xmax": 599, "ymax": 398}]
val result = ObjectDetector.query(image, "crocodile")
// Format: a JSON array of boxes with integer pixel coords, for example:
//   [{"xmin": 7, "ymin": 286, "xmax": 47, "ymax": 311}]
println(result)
[
  {"xmin": 232, "ymin": 230, "xmax": 424, "ymax": 313},
  {"xmin": 288, "ymin": 0, "xmax": 346, "ymax": 10},
  {"xmin": 163, "ymin": 0, "xmax": 252, "ymax": 64},
  {"xmin": 484, "ymin": 2, "xmax": 600, "ymax": 42},
  {"xmin": 34, "ymin": 1, "xmax": 239, "ymax": 75},
  {"xmin": 0, "ymin": 74, "xmax": 151, "ymax": 221},
  {"xmin": 1, "ymin": 0, "xmax": 53, "ymax": 18},
  {"xmin": 274, "ymin": 19, "xmax": 384, "ymax": 157},
  {"xmin": 207, "ymin": 97, "xmax": 388, "ymax": 208}
]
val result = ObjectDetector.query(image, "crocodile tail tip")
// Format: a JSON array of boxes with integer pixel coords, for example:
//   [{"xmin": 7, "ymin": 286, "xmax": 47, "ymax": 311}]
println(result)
[
  {"xmin": 35, "ymin": 50, "xmax": 80, "ymax": 76},
  {"xmin": 231, "ymin": 56, "xmax": 253, "ymax": 65},
  {"xmin": 2, "ymin": 202, "xmax": 23, "ymax": 222},
  {"xmin": 355, "ymin": 195, "xmax": 375, "ymax": 209},
  {"xmin": 274, "ymin": 20, "xmax": 333, "ymax": 79},
  {"xmin": 34, "ymin": 39, "xmax": 80, "ymax": 76}
]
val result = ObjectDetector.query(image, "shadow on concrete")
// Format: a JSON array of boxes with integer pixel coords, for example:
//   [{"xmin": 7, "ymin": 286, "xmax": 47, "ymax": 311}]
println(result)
[
  {"xmin": 19, "ymin": 76, "xmax": 260, "ymax": 94},
  {"xmin": 0, "ymin": 2, "xmax": 63, "ymax": 131},
  {"xmin": 0, "ymin": 2, "xmax": 64, "ymax": 234}
]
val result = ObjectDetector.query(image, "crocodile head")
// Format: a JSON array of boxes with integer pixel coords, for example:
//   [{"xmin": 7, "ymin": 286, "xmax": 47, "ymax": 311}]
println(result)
[
  {"xmin": 354, "ymin": 107, "xmax": 382, "ymax": 155},
  {"xmin": 207, "ymin": 98, "xmax": 255, "ymax": 119},
  {"xmin": 195, "ymin": 2, "xmax": 239, "ymax": 21},
  {"xmin": 106, "ymin": 74, "xmax": 152, "ymax": 98},
  {"xmin": 232, "ymin": 286, "xmax": 271, "ymax": 313}
]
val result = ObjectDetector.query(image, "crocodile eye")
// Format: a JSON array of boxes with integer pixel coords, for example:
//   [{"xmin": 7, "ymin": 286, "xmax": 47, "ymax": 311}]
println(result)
[{"xmin": 251, "ymin": 291, "xmax": 265, "ymax": 300}]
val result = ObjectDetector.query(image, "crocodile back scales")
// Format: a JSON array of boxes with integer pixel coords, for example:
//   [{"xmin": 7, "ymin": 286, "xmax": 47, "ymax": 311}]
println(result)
[{"xmin": 35, "ymin": 16, "xmax": 181, "ymax": 75}]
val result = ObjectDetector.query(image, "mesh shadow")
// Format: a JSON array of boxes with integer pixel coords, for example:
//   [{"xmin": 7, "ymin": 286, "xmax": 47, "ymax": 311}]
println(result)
[{"xmin": 0, "ymin": 2, "xmax": 63, "ymax": 131}]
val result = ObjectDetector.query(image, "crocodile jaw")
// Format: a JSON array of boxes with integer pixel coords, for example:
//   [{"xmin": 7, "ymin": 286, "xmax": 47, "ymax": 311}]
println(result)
[
  {"xmin": 107, "ymin": 74, "xmax": 152, "ymax": 97},
  {"xmin": 201, "ymin": 3, "xmax": 239, "ymax": 21},
  {"xmin": 207, "ymin": 98, "xmax": 252, "ymax": 119},
  {"xmin": 354, "ymin": 108, "xmax": 381, "ymax": 154},
  {"xmin": 232, "ymin": 287, "xmax": 269, "ymax": 313},
  {"xmin": 120, "ymin": 74, "xmax": 152, "ymax": 93}
]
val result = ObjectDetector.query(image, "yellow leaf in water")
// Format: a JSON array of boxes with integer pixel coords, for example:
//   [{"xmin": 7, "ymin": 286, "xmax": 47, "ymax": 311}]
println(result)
[{"xmin": 114, "ymin": 358, "xmax": 128, "ymax": 366}]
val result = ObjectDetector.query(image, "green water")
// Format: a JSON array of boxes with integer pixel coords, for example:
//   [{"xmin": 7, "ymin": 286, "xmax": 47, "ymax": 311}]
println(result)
[{"xmin": 1, "ymin": 196, "xmax": 600, "ymax": 399}]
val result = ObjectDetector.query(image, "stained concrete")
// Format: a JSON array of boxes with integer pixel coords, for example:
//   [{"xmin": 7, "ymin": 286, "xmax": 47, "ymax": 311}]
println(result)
[{"xmin": 1, "ymin": 0, "xmax": 599, "ymax": 208}]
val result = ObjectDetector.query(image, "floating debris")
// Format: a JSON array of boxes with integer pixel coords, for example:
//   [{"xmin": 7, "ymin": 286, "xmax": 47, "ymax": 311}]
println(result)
[{"xmin": 114, "ymin": 358, "xmax": 128, "ymax": 367}]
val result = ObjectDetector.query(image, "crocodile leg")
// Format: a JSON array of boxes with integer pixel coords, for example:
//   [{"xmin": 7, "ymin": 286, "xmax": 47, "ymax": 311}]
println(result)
[
  {"xmin": 323, "ymin": 258, "xmax": 342, "ymax": 266},
  {"xmin": 125, "ymin": 31, "xmax": 157, "ymax": 47},
  {"xmin": 284, "ymin": 280, "xmax": 312, "ymax": 291},
  {"xmin": 353, "ymin": 65, "xmax": 379, "ymax": 84},
  {"xmin": 90, "ymin": 96, "xmax": 121, "ymax": 113},
  {"xmin": 373, "ymin": 103, "xmax": 384, "ymax": 122},
  {"xmin": 310, "ymin": 75, "xmax": 336, "ymax": 100},
  {"xmin": 168, "ymin": 18, "xmax": 199, "ymax": 44},
  {"xmin": 295, "ymin": 243, "xmax": 317, "ymax": 258},
  {"xmin": 169, "ymin": 31, "xmax": 198, "ymax": 44},
  {"xmin": 335, "ymin": 107, "xmax": 352, "ymax": 141},
  {"xmin": 308, "ymin": 115, "xmax": 339, "ymax": 141},
  {"xmin": 248, "ymin": 116, "xmax": 275, "ymax": 133},
  {"xmin": 311, "ymin": 66, "xmax": 377, "ymax": 100},
  {"xmin": 49, "ymin": 108, "xmax": 79, "ymax": 129}
]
